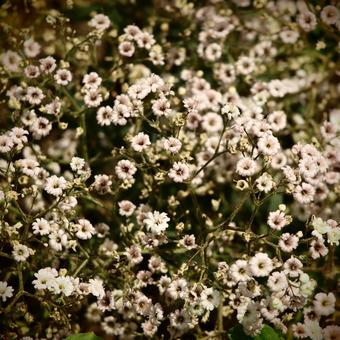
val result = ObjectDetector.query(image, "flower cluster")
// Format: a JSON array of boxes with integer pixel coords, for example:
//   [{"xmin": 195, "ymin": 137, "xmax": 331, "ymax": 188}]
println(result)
[{"xmin": 0, "ymin": 0, "xmax": 339, "ymax": 339}]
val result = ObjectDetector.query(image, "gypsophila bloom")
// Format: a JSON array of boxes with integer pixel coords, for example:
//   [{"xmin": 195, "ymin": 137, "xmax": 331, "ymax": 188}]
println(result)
[
  {"xmin": 249, "ymin": 253, "xmax": 273, "ymax": 277},
  {"xmin": 118, "ymin": 200, "xmax": 136, "ymax": 216},
  {"xmin": 313, "ymin": 293, "xmax": 335, "ymax": 316},
  {"xmin": 70, "ymin": 157, "xmax": 85, "ymax": 172},
  {"xmin": 236, "ymin": 157, "xmax": 258, "ymax": 177},
  {"xmin": 45, "ymin": 175, "xmax": 67, "ymax": 196},
  {"xmin": 39, "ymin": 56, "xmax": 56, "ymax": 74},
  {"xmin": 131, "ymin": 132, "xmax": 151, "ymax": 152},
  {"xmin": 179, "ymin": 234, "xmax": 197, "ymax": 250},
  {"xmin": 144, "ymin": 211, "xmax": 170, "ymax": 234},
  {"xmin": 267, "ymin": 272, "xmax": 288, "ymax": 292},
  {"xmin": 168, "ymin": 162, "xmax": 190, "ymax": 183},
  {"xmin": 54, "ymin": 69, "xmax": 72, "ymax": 86},
  {"xmin": 0, "ymin": 2, "xmax": 339, "ymax": 338},
  {"xmin": 83, "ymin": 72, "xmax": 102, "ymax": 89},
  {"xmin": 257, "ymin": 134, "xmax": 280, "ymax": 156},
  {"xmin": 75, "ymin": 219, "xmax": 95, "ymax": 240},
  {"xmin": 0, "ymin": 281, "xmax": 14, "ymax": 302},
  {"xmin": 89, "ymin": 14, "xmax": 111, "ymax": 31},
  {"xmin": 115, "ymin": 159, "xmax": 137, "ymax": 180},
  {"xmin": 32, "ymin": 218, "xmax": 51, "ymax": 235},
  {"xmin": 26, "ymin": 87, "xmax": 45, "ymax": 105},
  {"xmin": 119, "ymin": 41, "xmax": 135, "ymax": 57},
  {"xmin": 1, "ymin": 50, "xmax": 22, "ymax": 72},
  {"xmin": 23, "ymin": 38, "xmax": 40, "ymax": 57},
  {"xmin": 163, "ymin": 137, "xmax": 182, "ymax": 154},
  {"xmin": 88, "ymin": 278, "xmax": 105, "ymax": 298},
  {"xmin": 12, "ymin": 243, "xmax": 32, "ymax": 262}
]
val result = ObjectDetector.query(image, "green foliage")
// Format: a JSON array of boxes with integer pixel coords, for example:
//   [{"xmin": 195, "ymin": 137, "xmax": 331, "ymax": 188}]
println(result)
[
  {"xmin": 65, "ymin": 333, "xmax": 102, "ymax": 340},
  {"xmin": 228, "ymin": 324, "xmax": 284, "ymax": 340}
]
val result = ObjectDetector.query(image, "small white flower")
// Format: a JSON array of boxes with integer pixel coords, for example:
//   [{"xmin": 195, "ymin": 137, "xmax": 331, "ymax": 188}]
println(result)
[
  {"xmin": 131, "ymin": 132, "xmax": 151, "ymax": 152},
  {"xmin": 12, "ymin": 243, "xmax": 32, "ymax": 262},
  {"xmin": 168, "ymin": 162, "xmax": 190, "ymax": 183},
  {"xmin": 115, "ymin": 159, "xmax": 137, "ymax": 180},
  {"xmin": 144, "ymin": 211, "xmax": 170, "ymax": 234},
  {"xmin": 75, "ymin": 219, "xmax": 95, "ymax": 240},
  {"xmin": 32, "ymin": 218, "xmax": 51, "ymax": 235},
  {"xmin": 118, "ymin": 200, "xmax": 136, "ymax": 217},
  {"xmin": 54, "ymin": 69, "xmax": 72, "ymax": 86},
  {"xmin": 89, "ymin": 14, "xmax": 111, "ymax": 31},
  {"xmin": 32, "ymin": 267, "xmax": 58, "ymax": 290},
  {"xmin": 0, "ymin": 281, "xmax": 14, "ymax": 302},
  {"xmin": 70, "ymin": 157, "xmax": 86, "ymax": 172},
  {"xmin": 163, "ymin": 137, "xmax": 182, "ymax": 154},
  {"xmin": 88, "ymin": 278, "xmax": 105, "ymax": 298},
  {"xmin": 200, "ymin": 287, "xmax": 220, "ymax": 311},
  {"xmin": 249, "ymin": 252, "xmax": 273, "ymax": 277},
  {"xmin": 45, "ymin": 175, "xmax": 67, "ymax": 196},
  {"xmin": 52, "ymin": 276, "xmax": 74, "ymax": 296},
  {"xmin": 236, "ymin": 157, "xmax": 258, "ymax": 177}
]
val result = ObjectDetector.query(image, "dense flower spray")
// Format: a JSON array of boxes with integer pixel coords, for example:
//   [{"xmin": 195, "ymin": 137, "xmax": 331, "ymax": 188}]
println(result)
[{"xmin": 0, "ymin": 0, "xmax": 339, "ymax": 339}]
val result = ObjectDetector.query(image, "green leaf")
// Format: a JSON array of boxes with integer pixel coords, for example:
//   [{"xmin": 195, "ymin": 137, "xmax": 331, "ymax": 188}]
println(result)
[
  {"xmin": 228, "ymin": 324, "xmax": 284, "ymax": 340},
  {"xmin": 254, "ymin": 325, "xmax": 284, "ymax": 340},
  {"xmin": 228, "ymin": 324, "xmax": 253, "ymax": 340},
  {"xmin": 65, "ymin": 333, "xmax": 102, "ymax": 340}
]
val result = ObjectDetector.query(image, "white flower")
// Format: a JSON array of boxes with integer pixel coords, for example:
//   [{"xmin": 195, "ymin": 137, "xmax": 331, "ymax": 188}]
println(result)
[
  {"xmin": 267, "ymin": 210, "xmax": 290, "ymax": 230},
  {"xmin": 304, "ymin": 319, "xmax": 323, "ymax": 340},
  {"xmin": 236, "ymin": 157, "xmax": 258, "ymax": 177},
  {"xmin": 118, "ymin": 200, "xmax": 136, "ymax": 216},
  {"xmin": 26, "ymin": 86, "xmax": 45, "ymax": 105},
  {"xmin": 125, "ymin": 244, "xmax": 143, "ymax": 264},
  {"xmin": 163, "ymin": 137, "xmax": 182, "ymax": 154},
  {"xmin": 222, "ymin": 103, "xmax": 240, "ymax": 120},
  {"xmin": 168, "ymin": 162, "xmax": 190, "ymax": 183},
  {"xmin": 75, "ymin": 219, "xmax": 95, "ymax": 240},
  {"xmin": 45, "ymin": 175, "xmax": 67, "ymax": 196},
  {"xmin": 12, "ymin": 243, "xmax": 31, "ymax": 262},
  {"xmin": 313, "ymin": 293, "xmax": 335, "ymax": 316},
  {"xmin": 115, "ymin": 159, "xmax": 137, "ymax": 180},
  {"xmin": 23, "ymin": 38, "xmax": 41, "ymax": 57},
  {"xmin": 83, "ymin": 72, "xmax": 102, "ymax": 89},
  {"xmin": 88, "ymin": 278, "xmax": 105, "ymax": 298},
  {"xmin": 32, "ymin": 218, "xmax": 51, "ymax": 235},
  {"xmin": 54, "ymin": 69, "xmax": 72, "ymax": 86},
  {"xmin": 49, "ymin": 229, "xmax": 68, "ymax": 251},
  {"xmin": 279, "ymin": 233, "xmax": 299, "ymax": 253},
  {"xmin": 327, "ymin": 227, "xmax": 340, "ymax": 245},
  {"xmin": 84, "ymin": 89, "xmax": 103, "ymax": 108},
  {"xmin": 39, "ymin": 56, "xmax": 57, "ymax": 74},
  {"xmin": 178, "ymin": 234, "xmax": 197, "ymax": 250},
  {"xmin": 202, "ymin": 112, "xmax": 223, "ymax": 133},
  {"xmin": 144, "ymin": 211, "xmax": 170, "ymax": 234},
  {"xmin": 230, "ymin": 259, "xmax": 251, "ymax": 282},
  {"xmin": 255, "ymin": 172, "xmax": 274, "ymax": 193},
  {"xmin": 249, "ymin": 252, "xmax": 273, "ymax": 277},
  {"xmin": 0, "ymin": 281, "xmax": 14, "ymax": 302},
  {"xmin": 96, "ymin": 106, "xmax": 114, "ymax": 126},
  {"xmin": 200, "ymin": 287, "xmax": 220, "ymax": 311},
  {"xmin": 51, "ymin": 276, "xmax": 74, "ymax": 296},
  {"xmin": 89, "ymin": 14, "xmax": 111, "ymax": 31},
  {"xmin": 267, "ymin": 271, "xmax": 288, "ymax": 292},
  {"xmin": 1, "ymin": 50, "xmax": 22, "ymax": 72},
  {"xmin": 257, "ymin": 134, "xmax": 280, "ymax": 156},
  {"xmin": 119, "ymin": 41, "xmax": 135, "ymax": 57},
  {"xmin": 0, "ymin": 134, "xmax": 14, "ymax": 153},
  {"xmin": 168, "ymin": 278, "xmax": 188, "ymax": 299},
  {"xmin": 70, "ymin": 157, "xmax": 85, "ymax": 172},
  {"xmin": 32, "ymin": 267, "xmax": 58, "ymax": 290},
  {"xmin": 131, "ymin": 132, "xmax": 151, "ymax": 152}
]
